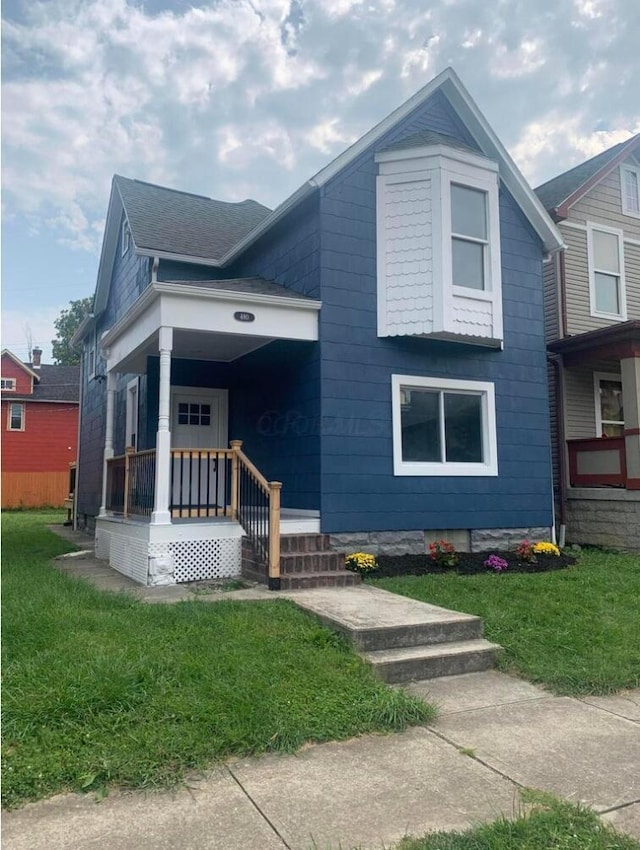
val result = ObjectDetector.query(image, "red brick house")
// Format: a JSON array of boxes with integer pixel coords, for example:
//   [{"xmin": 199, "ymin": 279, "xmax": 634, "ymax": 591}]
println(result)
[{"xmin": 1, "ymin": 348, "xmax": 80, "ymax": 508}]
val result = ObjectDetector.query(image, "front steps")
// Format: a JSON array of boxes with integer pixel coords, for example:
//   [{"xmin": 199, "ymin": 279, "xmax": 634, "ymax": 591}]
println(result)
[
  {"xmin": 279, "ymin": 584, "xmax": 502, "ymax": 682},
  {"xmin": 241, "ymin": 534, "xmax": 361, "ymax": 590},
  {"xmin": 279, "ymin": 534, "xmax": 361, "ymax": 590}
]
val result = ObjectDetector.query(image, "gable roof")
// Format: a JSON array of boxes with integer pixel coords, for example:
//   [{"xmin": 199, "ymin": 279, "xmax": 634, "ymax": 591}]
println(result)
[
  {"xmin": 0, "ymin": 351, "xmax": 80, "ymax": 402},
  {"xmin": 535, "ymin": 134, "xmax": 640, "ymax": 219},
  {"xmin": 90, "ymin": 67, "xmax": 563, "ymax": 329},
  {"xmin": 116, "ymin": 176, "xmax": 271, "ymax": 262},
  {"xmin": 1, "ymin": 349, "xmax": 40, "ymax": 380}
]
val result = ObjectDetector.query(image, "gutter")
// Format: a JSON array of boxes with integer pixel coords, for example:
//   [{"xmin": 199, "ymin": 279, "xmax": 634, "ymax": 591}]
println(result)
[{"xmin": 549, "ymin": 354, "xmax": 568, "ymax": 544}]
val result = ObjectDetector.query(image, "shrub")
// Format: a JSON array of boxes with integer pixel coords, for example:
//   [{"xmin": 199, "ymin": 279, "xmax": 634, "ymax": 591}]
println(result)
[
  {"xmin": 484, "ymin": 554, "xmax": 508, "ymax": 572},
  {"xmin": 515, "ymin": 540, "xmax": 536, "ymax": 563},
  {"xmin": 534, "ymin": 541, "xmax": 560, "ymax": 557},
  {"xmin": 428, "ymin": 540, "xmax": 458, "ymax": 568},
  {"xmin": 345, "ymin": 552, "xmax": 377, "ymax": 574}
]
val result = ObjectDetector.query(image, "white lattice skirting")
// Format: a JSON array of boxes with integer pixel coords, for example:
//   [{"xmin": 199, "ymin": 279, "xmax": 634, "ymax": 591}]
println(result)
[{"xmin": 95, "ymin": 517, "xmax": 242, "ymax": 585}]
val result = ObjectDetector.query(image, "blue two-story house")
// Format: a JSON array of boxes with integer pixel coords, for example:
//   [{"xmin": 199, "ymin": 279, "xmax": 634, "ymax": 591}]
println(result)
[{"xmin": 74, "ymin": 67, "xmax": 563, "ymax": 588}]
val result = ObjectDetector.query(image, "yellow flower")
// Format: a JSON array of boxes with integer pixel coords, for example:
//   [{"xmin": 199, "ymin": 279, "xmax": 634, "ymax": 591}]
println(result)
[
  {"xmin": 345, "ymin": 552, "xmax": 377, "ymax": 573},
  {"xmin": 533, "ymin": 541, "xmax": 560, "ymax": 556}
]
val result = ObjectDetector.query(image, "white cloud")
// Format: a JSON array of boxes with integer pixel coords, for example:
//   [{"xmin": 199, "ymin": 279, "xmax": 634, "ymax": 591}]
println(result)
[{"xmin": 1, "ymin": 306, "xmax": 62, "ymax": 364}]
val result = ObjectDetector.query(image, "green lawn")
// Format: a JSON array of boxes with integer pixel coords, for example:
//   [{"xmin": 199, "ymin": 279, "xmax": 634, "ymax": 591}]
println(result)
[
  {"xmin": 394, "ymin": 793, "xmax": 640, "ymax": 850},
  {"xmin": 373, "ymin": 549, "xmax": 640, "ymax": 696},
  {"xmin": 2, "ymin": 512, "xmax": 433, "ymax": 808}
]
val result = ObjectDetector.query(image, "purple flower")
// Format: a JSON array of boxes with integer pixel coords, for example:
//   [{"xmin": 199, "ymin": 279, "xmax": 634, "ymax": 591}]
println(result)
[{"xmin": 484, "ymin": 554, "xmax": 508, "ymax": 572}]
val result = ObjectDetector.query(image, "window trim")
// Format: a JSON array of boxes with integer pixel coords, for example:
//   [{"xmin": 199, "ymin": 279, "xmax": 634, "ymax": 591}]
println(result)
[
  {"xmin": 620, "ymin": 163, "xmax": 640, "ymax": 219},
  {"xmin": 125, "ymin": 377, "xmax": 139, "ymax": 450},
  {"xmin": 391, "ymin": 374, "xmax": 498, "ymax": 476},
  {"xmin": 1, "ymin": 378, "xmax": 16, "ymax": 391},
  {"xmin": 586, "ymin": 222, "xmax": 627, "ymax": 321},
  {"xmin": 122, "ymin": 219, "xmax": 131, "ymax": 256},
  {"xmin": 593, "ymin": 371, "xmax": 624, "ymax": 437},
  {"xmin": 7, "ymin": 402, "xmax": 25, "ymax": 431}
]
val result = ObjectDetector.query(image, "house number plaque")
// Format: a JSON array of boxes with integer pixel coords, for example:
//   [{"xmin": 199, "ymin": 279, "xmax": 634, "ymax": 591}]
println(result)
[{"xmin": 234, "ymin": 311, "xmax": 255, "ymax": 322}]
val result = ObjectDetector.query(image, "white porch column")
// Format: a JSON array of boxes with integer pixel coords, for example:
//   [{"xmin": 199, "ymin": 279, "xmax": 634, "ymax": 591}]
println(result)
[
  {"xmin": 151, "ymin": 326, "xmax": 173, "ymax": 524},
  {"xmin": 98, "ymin": 371, "xmax": 117, "ymax": 517},
  {"xmin": 621, "ymin": 355, "xmax": 640, "ymax": 489}
]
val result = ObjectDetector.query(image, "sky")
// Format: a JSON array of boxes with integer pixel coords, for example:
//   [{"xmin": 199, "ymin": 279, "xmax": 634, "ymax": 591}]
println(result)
[{"xmin": 2, "ymin": 0, "xmax": 639, "ymax": 364}]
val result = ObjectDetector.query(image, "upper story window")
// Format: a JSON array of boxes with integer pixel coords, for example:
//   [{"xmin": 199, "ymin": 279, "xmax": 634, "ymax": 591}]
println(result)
[
  {"xmin": 451, "ymin": 184, "xmax": 488, "ymax": 291},
  {"xmin": 1, "ymin": 378, "xmax": 16, "ymax": 391},
  {"xmin": 86, "ymin": 342, "xmax": 96, "ymax": 381},
  {"xmin": 620, "ymin": 163, "xmax": 640, "ymax": 218},
  {"xmin": 122, "ymin": 219, "xmax": 131, "ymax": 255},
  {"xmin": 587, "ymin": 223, "xmax": 626, "ymax": 321},
  {"xmin": 392, "ymin": 374, "xmax": 498, "ymax": 477},
  {"xmin": 376, "ymin": 145, "xmax": 502, "ymax": 346},
  {"xmin": 8, "ymin": 402, "xmax": 24, "ymax": 431}
]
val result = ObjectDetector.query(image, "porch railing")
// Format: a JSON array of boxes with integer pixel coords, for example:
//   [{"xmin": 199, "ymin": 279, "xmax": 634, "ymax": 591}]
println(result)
[
  {"xmin": 230, "ymin": 440, "xmax": 282, "ymax": 590},
  {"xmin": 170, "ymin": 449, "xmax": 233, "ymax": 518},
  {"xmin": 568, "ymin": 437, "xmax": 627, "ymax": 488},
  {"xmin": 104, "ymin": 441, "xmax": 282, "ymax": 586}
]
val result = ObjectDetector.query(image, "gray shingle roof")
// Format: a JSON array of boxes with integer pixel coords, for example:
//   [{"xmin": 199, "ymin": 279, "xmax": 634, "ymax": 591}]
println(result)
[
  {"xmin": 3, "ymin": 364, "xmax": 80, "ymax": 403},
  {"xmin": 535, "ymin": 139, "xmax": 633, "ymax": 212},
  {"xmin": 115, "ymin": 176, "xmax": 272, "ymax": 262},
  {"xmin": 381, "ymin": 130, "xmax": 480, "ymax": 156},
  {"xmin": 165, "ymin": 277, "xmax": 319, "ymax": 302}
]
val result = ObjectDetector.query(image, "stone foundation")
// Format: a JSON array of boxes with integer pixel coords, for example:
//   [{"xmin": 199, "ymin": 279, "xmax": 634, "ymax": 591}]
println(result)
[
  {"xmin": 329, "ymin": 527, "xmax": 551, "ymax": 556},
  {"xmin": 566, "ymin": 489, "xmax": 640, "ymax": 552}
]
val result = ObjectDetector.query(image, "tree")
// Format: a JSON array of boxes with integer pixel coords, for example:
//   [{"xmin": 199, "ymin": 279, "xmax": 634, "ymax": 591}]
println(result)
[{"xmin": 51, "ymin": 297, "xmax": 93, "ymax": 365}]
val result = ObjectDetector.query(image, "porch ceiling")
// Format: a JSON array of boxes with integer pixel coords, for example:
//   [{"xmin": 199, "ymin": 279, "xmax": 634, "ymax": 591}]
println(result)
[{"xmin": 101, "ymin": 280, "xmax": 321, "ymax": 373}]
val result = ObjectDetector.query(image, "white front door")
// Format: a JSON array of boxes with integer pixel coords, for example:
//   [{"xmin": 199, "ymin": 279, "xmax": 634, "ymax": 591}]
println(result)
[{"xmin": 171, "ymin": 387, "xmax": 228, "ymax": 513}]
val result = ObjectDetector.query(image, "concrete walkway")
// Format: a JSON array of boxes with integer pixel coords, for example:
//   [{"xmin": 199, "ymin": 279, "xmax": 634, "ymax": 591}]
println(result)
[
  {"xmin": 5, "ymin": 527, "xmax": 637, "ymax": 848},
  {"xmin": 3, "ymin": 672, "xmax": 639, "ymax": 849}
]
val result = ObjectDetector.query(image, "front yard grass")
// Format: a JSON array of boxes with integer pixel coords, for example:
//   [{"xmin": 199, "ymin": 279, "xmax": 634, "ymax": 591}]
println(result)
[
  {"xmin": 394, "ymin": 793, "xmax": 640, "ymax": 850},
  {"xmin": 372, "ymin": 549, "xmax": 640, "ymax": 696},
  {"xmin": 2, "ymin": 512, "xmax": 433, "ymax": 809}
]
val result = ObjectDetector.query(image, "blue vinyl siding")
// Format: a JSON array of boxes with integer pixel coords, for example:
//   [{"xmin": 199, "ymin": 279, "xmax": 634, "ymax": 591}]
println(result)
[{"xmin": 317, "ymin": 90, "xmax": 553, "ymax": 533}]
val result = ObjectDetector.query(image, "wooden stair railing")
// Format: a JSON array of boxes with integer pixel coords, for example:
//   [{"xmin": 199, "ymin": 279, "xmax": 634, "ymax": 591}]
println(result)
[{"xmin": 230, "ymin": 440, "xmax": 282, "ymax": 590}]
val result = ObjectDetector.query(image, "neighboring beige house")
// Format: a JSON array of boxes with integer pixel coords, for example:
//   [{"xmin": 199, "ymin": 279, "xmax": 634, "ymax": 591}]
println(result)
[{"xmin": 536, "ymin": 134, "xmax": 640, "ymax": 551}]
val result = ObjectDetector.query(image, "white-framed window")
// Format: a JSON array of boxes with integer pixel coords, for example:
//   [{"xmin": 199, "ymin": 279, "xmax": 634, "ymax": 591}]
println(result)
[
  {"xmin": 375, "ymin": 145, "xmax": 503, "ymax": 343},
  {"xmin": 7, "ymin": 402, "xmax": 25, "ymax": 431},
  {"xmin": 587, "ymin": 222, "xmax": 626, "ymax": 320},
  {"xmin": 391, "ymin": 374, "xmax": 498, "ymax": 476},
  {"xmin": 122, "ymin": 219, "xmax": 131, "ymax": 255},
  {"xmin": 86, "ymin": 341, "xmax": 95, "ymax": 381},
  {"xmin": 620, "ymin": 163, "xmax": 640, "ymax": 218},
  {"xmin": 1, "ymin": 378, "xmax": 16, "ymax": 391},
  {"xmin": 594, "ymin": 372, "xmax": 624, "ymax": 437}
]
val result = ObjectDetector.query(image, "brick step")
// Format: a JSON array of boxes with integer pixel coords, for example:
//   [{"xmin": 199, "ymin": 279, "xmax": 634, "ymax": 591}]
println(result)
[
  {"xmin": 280, "ymin": 534, "xmax": 332, "ymax": 554},
  {"xmin": 280, "ymin": 552, "xmax": 346, "ymax": 574},
  {"xmin": 279, "ymin": 570, "xmax": 362, "ymax": 590},
  {"xmin": 362, "ymin": 639, "xmax": 502, "ymax": 684}
]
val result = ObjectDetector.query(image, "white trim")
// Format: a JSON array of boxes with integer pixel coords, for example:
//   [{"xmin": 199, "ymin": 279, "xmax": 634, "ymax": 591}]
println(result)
[
  {"xmin": 593, "ymin": 371, "xmax": 624, "ymax": 437},
  {"xmin": 558, "ymin": 220, "xmax": 588, "ymax": 232},
  {"xmin": 620, "ymin": 163, "xmax": 640, "ymax": 218},
  {"xmin": 122, "ymin": 218, "xmax": 131, "ymax": 255},
  {"xmin": 391, "ymin": 374, "xmax": 498, "ymax": 476},
  {"xmin": 7, "ymin": 402, "xmax": 25, "ymax": 431},
  {"xmin": 375, "ymin": 143, "xmax": 498, "ymax": 172},
  {"xmin": 1, "ymin": 378, "xmax": 16, "ymax": 391},
  {"xmin": 586, "ymin": 221, "xmax": 627, "ymax": 321},
  {"xmin": 126, "ymin": 377, "xmax": 139, "ymax": 450}
]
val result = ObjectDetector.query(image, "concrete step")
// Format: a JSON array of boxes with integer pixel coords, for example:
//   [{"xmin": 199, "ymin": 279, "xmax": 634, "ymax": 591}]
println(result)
[
  {"xmin": 280, "ymin": 534, "xmax": 332, "ymax": 554},
  {"xmin": 363, "ymin": 639, "xmax": 502, "ymax": 684},
  {"xmin": 279, "ymin": 570, "xmax": 362, "ymax": 590},
  {"xmin": 280, "ymin": 552, "xmax": 346, "ymax": 574}
]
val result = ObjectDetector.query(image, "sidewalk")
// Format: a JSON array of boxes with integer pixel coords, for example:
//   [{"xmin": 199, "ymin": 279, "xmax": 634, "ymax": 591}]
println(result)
[{"xmin": 3, "ymin": 671, "xmax": 639, "ymax": 849}]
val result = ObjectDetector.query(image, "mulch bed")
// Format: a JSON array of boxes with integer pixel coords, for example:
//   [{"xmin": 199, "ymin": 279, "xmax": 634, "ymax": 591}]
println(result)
[{"xmin": 365, "ymin": 550, "xmax": 577, "ymax": 578}]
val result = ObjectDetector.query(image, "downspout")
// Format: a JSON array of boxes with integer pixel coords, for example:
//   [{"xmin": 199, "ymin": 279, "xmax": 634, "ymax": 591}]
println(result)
[
  {"xmin": 558, "ymin": 248, "xmax": 569, "ymax": 339},
  {"xmin": 549, "ymin": 354, "xmax": 568, "ymax": 547}
]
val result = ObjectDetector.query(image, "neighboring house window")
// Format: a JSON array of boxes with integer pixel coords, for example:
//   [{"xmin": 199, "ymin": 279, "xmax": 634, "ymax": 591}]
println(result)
[
  {"xmin": 587, "ymin": 223, "xmax": 626, "ymax": 320},
  {"xmin": 86, "ymin": 343, "xmax": 95, "ymax": 381},
  {"xmin": 376, "ymin": 145, "xmax": 503, "ymax": 344},
  {"xmin": 1, "ymin": 378, "xmax": 16, "ymax": 390},
  {"xmin": 594, "ymin": 373, "xmax": 624, "ymax": 437},
  {"xmin": 620, "ymin": 164, "xmax": 640, "ymax": 217},
  {"xmin": 392, "ymin": 375, "xmax": 498, "ymax": 476},
  {"xmin": 8, "ymin": 402, "xmax": 24, "ymax": 431},
  {"xmin": 122, "ymin": 219, "xmax": 131, "ymax": 255}
]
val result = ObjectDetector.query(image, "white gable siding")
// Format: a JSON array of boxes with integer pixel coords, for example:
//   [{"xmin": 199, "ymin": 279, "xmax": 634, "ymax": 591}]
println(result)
[{"xmin": 381, "ymin": 177, "xmax": 434, "ymax": 335}]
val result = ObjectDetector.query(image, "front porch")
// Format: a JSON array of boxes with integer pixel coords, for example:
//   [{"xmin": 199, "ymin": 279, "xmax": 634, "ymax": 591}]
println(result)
[{"xmin": 95, "ymin": 276, "xmax": 323, "ymax": 587}]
